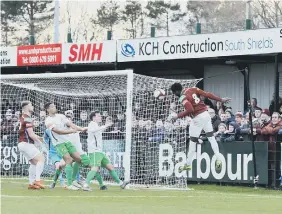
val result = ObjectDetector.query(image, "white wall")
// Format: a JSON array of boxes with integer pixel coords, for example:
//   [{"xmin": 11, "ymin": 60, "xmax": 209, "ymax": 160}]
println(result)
[
  {"xmin": 204, "ymin": 65, "xmax": 244, "ymax": 112},
  {"xmin": 249, "ymin": 63, "xmax": 277, "ymax": 110}
]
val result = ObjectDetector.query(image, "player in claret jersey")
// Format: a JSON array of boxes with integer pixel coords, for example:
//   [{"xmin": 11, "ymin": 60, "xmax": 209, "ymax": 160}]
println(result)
[
  {"xmin": 170, "ymin": 83, "xmax": 231, "ymax": 172},
  {"xmin": 18, "ymin": 101, "xmax": 45, "ymax": 189}
]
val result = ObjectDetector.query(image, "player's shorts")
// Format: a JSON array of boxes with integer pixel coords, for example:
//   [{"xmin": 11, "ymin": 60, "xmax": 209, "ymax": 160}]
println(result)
[
  {"xmin": 89, "ymin": 152, "xmax": 110, "ymax": 168},
  {"xmin": 55, "ymin": 141, "xmax": 77, "ymax": 157},
  {"xmin": 189, "ymin": 111, "xmax": 213, "ymax": 138},
  {"xmin": 18, "ymin": 142, "xmax": 41, "ymax": 161},
  {"xmin": 49, "ymin": 153, "xmax": 62, "ymax": 164}
]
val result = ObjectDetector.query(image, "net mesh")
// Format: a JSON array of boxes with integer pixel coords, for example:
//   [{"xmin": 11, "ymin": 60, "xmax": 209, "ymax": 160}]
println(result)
[{"xmin": 0, "ymin": 71, "xmax": 201, "ymax": 189}]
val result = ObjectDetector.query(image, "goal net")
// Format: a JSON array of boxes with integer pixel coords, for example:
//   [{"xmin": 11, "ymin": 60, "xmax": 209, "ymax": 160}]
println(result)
[{"xmin": 1, "ymin": 70, "xmax": 201, "ymax": 189}]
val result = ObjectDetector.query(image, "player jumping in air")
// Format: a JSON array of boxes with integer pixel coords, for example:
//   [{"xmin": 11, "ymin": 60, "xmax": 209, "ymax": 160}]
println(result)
[
  {"xmin": 170, "ymin": 83, "xmax": 231, "ymax": 172},
  {"xmin": 82, "ymin": 111, "xmax": 130, "ymax": 191},
  {"xmin": 44, "ymin": 102, "xmax": 89, "ymax": 190},
  {"xmin": 18, "ymin": 101, "xmax": 45, "ymax": 189}
]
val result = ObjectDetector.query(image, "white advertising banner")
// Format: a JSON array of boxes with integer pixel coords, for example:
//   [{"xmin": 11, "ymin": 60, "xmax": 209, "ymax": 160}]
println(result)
[
  {"xmin": 0, "ymin": 47, "xmax": 17, "ymax": 67},
  {"xmin": 62, "ymin": 40, "xmax": 116, "ymax": 64},
  {"xmin": 117, "ymin": 28, "xmax": 282, "ymax": 62}
]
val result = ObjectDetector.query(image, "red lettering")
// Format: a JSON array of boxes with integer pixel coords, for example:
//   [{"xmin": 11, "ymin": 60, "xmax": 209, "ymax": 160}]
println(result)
[
  {"xmin": 69, "ymin": 44, "xmax": 78, "ymax": 62},
  {"xmin": 91, "ymin": 43, "xmax": 103, "ymax": 61},
  {"xmin": 68, "ymin": 43, "xmax": 103, "ymax": 62},
  {"xmin": 78, "ymin": 44, "xmax": 91, "ymax": 61}
]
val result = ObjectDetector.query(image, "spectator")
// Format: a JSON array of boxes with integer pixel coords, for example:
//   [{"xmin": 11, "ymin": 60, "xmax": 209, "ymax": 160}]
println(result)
[
  {"xmin": 148, "ymin": 119, "xmax": 164, "ymax": 143},
  {"xmin": 220, "ymin": 112, "xmax": 228, "ymax": 125},
  {"xmin": 14, "ymin": 110, "xmax": 21, "ymax": 120},
  {"xmin": 111, "ymin": 123, "xmax": 121, "ymax": 133},
  {"xmin": 208, "ymin": 108, "xmax": 221, "ymax": 132},
  {"xmin": 116, "ymin": 112, "xmax": 125, "ymax": 132},
  {"xmin": 69, "ymin": 101, "xmax": 79, "ymax": 119},
  {"xmin": 254, "ymin": 109, "xmax": 262, "ymax": 119},
  {"xmin": 164, "ymin": 121, "xmax": 174, "ymax": 134},
  {"xmin": 245, "ymin": 98, "xmax": 262, "ymax": 114},
  {"xmin": 33, "ymin": 118, "xmax": 43, "ymax": 135},
  {"xmin": 235, "ymin": 112, "xmax": 243, "ymax": 126},
  {"xmin": 76, "ymin": 110, "xmax": 88, "ymax": 127},
  {"xmin": 254, "ymin": 109, "xmax": 271, "ymax": 141},
  {"xmin": 214, "ymin": 123, "xmax": 227, "ymax": 141},
  {"xmin": 220, "ymin": 122, "xmax": 240, "ymax": 142},
  {"xmin": 215, "ymin": 101, "xmax": 226, "ymax": 116},
  {"xmin": 1, "ymin": 99, "xmax": 10, "ymax": 115},
  {"xmin": 255, "ymin": 112, "xmax": 282, "ymax": 142},
  {"xmin": 269, "ymin": 93, "xmax": 282, "ymax": 115},
  {"xmin": 12, "ymin": 117, "xmax": 19, "ymax": 132},
  {"xmin": 1, "ymin": 110, "xmax": 14, "ymax": 139},
  {"xmin": 39, "ymin": 110, "xmax": 46, "ymax": 124},
  {"xmin": 65, "ymin": 110, "xmax": 75, "ymax": 123},
  {"xmin": 225, "ymin": 109, "xmax": 235, "ymax": 125},
  {"xmin": 235, "ymin": 111, "xmax": 250, "ymax": 135}
]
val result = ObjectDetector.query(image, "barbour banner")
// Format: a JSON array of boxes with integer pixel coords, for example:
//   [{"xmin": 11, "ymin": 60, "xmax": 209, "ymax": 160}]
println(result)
[{"xmin": 158, "ymin": 141, "xmax": 268, "ymax": 185}]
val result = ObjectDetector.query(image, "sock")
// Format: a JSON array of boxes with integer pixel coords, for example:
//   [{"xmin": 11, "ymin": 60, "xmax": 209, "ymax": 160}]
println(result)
[
  {"xmin": 29, "ymin": 164, "xmax": 36, "ymax": 184},
  {"xmin": 35, "ymin": 161, "xmax": 44, "ymax": 181},
  {"xmin": 72, "ymin": 162, "xmax": 80, "ymax": 182},
  {"xmin": 53, "ymin": 169, "xmax": 61, "ymax": 184},
  {"xmin": 65, "ymin": 164, "xmax": 73, "ymax": 186},
  {"xmin": 208, "ymin": 136, "xmax": 221, "ymax": 160},
  {"xmin": 86, "ymin": 170, "xmax": 97, "ymax": 185},
  {"xmin": 186, "ymin": 140, "xmax": 197, "ymax": 166},
  {"xmin": 76, "ymin": 172, "xmax": 80, "ymax": 182},
  {"xmin": 95, "ymin": 173, "xmax": 104, "ymax": 187},
  {"xmin": 109, "ymin": 170, "xmax": 121, "ymax": 184}
]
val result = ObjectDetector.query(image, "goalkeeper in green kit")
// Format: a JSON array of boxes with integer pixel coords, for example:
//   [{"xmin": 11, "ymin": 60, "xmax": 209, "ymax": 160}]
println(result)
[{"xmin": 83, "ymin": 111, "xmax": 130, "ymax": 191}]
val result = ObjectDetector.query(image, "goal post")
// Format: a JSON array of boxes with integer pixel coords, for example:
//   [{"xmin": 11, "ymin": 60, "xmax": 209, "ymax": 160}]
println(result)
[{"xmin": 1, "ymin": 70, "xmax": 201, "ymax": 189}]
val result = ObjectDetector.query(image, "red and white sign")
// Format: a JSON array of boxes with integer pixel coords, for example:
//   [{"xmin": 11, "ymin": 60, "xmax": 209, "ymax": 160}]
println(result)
[
  {"xmin": 17, "ymin": 44, "xmax": 62, "ymax": 66},
  {"xmin": 0, "ymin": 47, "xmax": 17, "ymax": 67},
  {"xmin": 62, "ymin": 41, "xmax": 116, "ymax": 64}
]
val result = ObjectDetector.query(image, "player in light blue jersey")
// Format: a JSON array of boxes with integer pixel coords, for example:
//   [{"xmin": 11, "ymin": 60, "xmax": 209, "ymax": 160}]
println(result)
[{"xmin": 44, "ymin": 128, "xmax": 66, "ymax": 188}]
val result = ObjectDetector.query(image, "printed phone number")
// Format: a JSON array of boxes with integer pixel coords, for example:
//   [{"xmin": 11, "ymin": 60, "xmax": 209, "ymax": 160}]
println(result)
[{"xmin": 20, "ymin": 55, "xmax": 58, "ymax": 64}]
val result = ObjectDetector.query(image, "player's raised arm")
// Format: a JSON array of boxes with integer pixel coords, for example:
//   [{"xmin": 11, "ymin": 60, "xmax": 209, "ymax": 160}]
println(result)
[
  {"xmin": 66, "ymin": 119, "xmax": 87, "ymax": 132},
  {"xmin": 46, "ymin": 122, "xmax": 77, "ymax": 135},
  {"xmin": 196, "ymin": 88, "xmax": 231, "ymax": 103}
]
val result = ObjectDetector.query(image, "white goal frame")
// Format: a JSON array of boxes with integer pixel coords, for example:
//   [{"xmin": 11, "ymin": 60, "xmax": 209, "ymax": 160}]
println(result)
[{"xmin": 1, "ymin": 69, "xmax": 134, "ymax": 182}]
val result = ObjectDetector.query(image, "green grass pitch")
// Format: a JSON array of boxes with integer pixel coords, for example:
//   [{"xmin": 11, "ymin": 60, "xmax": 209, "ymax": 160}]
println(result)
[{"xmin": 1, "ymin": 179, "xmax": 281, "ymax": 214}]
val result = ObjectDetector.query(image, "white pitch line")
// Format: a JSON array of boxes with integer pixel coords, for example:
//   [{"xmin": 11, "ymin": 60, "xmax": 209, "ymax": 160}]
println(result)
[
  {"xmin": 2, "ymin": 181, "xmax": 282, "ymax": 199},
  {"xmin": 1, "ymin": 195, "xmax": 282, "ymax": 199}
]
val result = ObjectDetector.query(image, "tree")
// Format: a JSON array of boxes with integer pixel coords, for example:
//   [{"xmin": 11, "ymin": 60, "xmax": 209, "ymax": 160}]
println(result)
[
  {"xmin": 252, "ymin": 0, "xmax": 282, "ymax": 28},
  {"xmin": 4, "ymin": 0, "xmax": 54, "ymax": 43},
  {"xmin": 145, "ymin": 0, "xmax": 186, "ymax": 36},
  {"xmin": 95, "ymin": 0, "xmax": 120, "ymax": 32},
  {"xmin": 204, "ymin": 1, "xmax": 245, "ymax": 33},
  {"xmin": 121, "ymin": 0, "xmax": 142, "ymax": 38},
  {"xmin": 185, "ymin": 1, "xmax": 219, "ymax": 33},
  {"xmin": 1, "ymin": 1, "xmax": 17, "ymax": 46}
]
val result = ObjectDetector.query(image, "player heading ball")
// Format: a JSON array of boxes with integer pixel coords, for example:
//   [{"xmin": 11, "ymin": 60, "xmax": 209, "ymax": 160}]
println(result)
[{"xmin": 170, "ymin": 83, "xmax": 231, "ymax": 172}]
